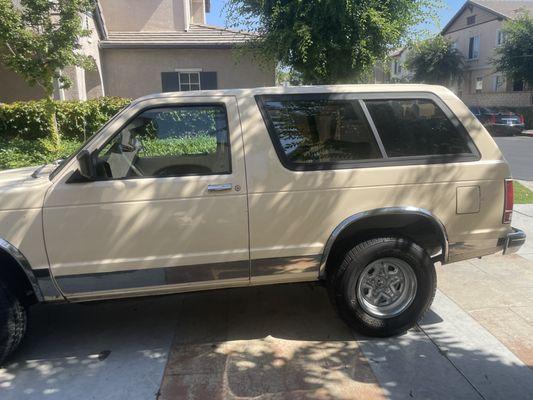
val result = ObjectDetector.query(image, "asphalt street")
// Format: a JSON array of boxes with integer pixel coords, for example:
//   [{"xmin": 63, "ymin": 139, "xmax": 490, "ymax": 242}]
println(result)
[{"xmin": 494, "ymin": 136, "xmax": 533, "ymax": 180}]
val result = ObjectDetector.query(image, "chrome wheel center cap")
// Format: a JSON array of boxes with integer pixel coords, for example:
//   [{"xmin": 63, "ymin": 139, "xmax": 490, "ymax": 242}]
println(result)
[{"xmin": 356, "ymin": 257, "xmax": 418, "ymax": 318}]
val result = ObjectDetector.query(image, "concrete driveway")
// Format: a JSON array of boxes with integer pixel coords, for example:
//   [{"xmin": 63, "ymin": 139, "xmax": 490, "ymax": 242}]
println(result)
[{"xmin": 1, "ymin": 207, "xmax": 533, "ymax": 399}]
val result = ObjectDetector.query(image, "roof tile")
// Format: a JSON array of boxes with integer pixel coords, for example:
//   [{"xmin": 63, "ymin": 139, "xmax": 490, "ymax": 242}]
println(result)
[{"xmin": 100, "ymin": 24, "xmax": 255, "ymax": 49}]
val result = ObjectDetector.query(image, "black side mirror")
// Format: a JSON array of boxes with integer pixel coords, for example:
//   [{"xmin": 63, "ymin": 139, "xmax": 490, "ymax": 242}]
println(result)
[{"xmin": 77, "ymin": 150, "xmax": 96, "ymax": 180}]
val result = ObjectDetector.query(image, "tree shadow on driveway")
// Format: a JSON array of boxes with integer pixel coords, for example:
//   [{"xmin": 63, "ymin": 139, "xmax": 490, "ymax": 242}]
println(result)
[
  {"xmin": 0, "ymin": 295, "xmax": 178, "ymax": 400},
  {"xmin": 1, "ymin": 283, "xmax": 533, "ymax": 400}
]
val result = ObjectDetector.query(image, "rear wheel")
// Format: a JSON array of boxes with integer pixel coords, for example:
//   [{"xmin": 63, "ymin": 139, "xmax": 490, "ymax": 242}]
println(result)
[
  {"xmin": 329, "ymin": 237, "xmax": 436, "ymax": 337},
  {"xmin": 0, "ymin": 280, "xmax": 27, "ymax": 366}
]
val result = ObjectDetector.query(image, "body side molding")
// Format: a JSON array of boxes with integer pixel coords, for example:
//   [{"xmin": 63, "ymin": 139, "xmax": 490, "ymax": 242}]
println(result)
[
  {"xmin": 318, "ymin": 207, "xmax": 449, "ymax": 278},
  {"xmin": 0, "ymin": 238, "xmax": 45, "ymax": 302}
]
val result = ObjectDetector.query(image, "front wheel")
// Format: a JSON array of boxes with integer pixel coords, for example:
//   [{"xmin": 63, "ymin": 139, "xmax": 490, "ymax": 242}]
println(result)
[
  {"xmin": 329, "ymin": 237, "xmax": 436, "ymax": 337},
  {"xmin": 0, "ymin": 280, "xmax": 27, "ymax": 366}
]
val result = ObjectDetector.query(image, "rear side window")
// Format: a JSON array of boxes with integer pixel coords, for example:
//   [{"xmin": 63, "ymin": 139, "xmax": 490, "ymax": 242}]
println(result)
[
  {"xmin": 365, "ymin": 99, "xmax": 473, "ymax": 157},
  {"xmin": 258, "ymin": 97, "xmax": 383, "ymax": 168}
]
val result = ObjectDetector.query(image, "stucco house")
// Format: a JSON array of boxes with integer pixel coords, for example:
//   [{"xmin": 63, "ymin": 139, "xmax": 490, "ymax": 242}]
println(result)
[
  {"xmin": 0, "ymin": 0, "xmax": 275, "ymax": 103},
  {"xmin": 388, "ymin": 47, "xmax": 413, "ymax": 83},
  {"xmin": 442, "ymin": 0, "xmax": 533, "ymax": 106}
]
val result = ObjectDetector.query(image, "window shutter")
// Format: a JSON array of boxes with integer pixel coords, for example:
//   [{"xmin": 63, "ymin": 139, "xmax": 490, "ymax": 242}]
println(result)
[
  {"xmin": 161, "ymin": 72, "xmax": 179, "ymax": 92},
  {"xmin": 200, "ymin": 72, "xmax": 218, "ymax": 90}
]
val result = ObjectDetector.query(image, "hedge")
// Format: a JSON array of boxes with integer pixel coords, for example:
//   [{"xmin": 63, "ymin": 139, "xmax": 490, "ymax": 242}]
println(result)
[
  {"xmin": 0, "ymin": 97, "xmax": 131, "ymax": 142},
  {"xmin": 0, "ymin": 137, "xmax": 81, "ymax": 170}
]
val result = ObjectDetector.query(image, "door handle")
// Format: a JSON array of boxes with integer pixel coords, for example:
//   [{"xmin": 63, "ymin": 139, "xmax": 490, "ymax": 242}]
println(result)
[{"xmin": 207, "ymin": 183, "xmax": 233, "ymax": 192}]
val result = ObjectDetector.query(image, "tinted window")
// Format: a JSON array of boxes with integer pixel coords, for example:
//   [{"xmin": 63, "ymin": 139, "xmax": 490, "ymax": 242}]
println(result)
[
  {"xmin": 95, "ymin": 105, "xmax": 230, "ymax": 179},
  {"xmin": 365, "ymin": 99, "xmax": 473, "ymax": 157},
  {"xmin": 259, "ymin": 97, "xmax": 383, "ymax": 167}
]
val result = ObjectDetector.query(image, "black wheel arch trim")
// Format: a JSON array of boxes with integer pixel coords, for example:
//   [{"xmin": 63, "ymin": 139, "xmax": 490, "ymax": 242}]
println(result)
[
  {"xmin": 319, "ymin": 207, "xmax": 449, "ymax": 278},
  {"xmin": 0, "ymin": 238, "xmax": 45, "ymax": 302}
]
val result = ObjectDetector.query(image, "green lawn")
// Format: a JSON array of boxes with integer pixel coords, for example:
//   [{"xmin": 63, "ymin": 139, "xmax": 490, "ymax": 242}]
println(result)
[{"xmin": 514, "ymin": 181, "xmax": 533, "ymax": 204}]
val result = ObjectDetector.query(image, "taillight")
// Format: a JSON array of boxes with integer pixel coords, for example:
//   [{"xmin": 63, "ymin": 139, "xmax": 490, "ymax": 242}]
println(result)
[
  {"xmin": 519, "ymin": 114, "xmax": 525, "ymax": 124},
  {"xmin": 489, "ymin": 115, "xmax": 497, "ymax": 124},
  {"xmin": 503, "ymin": 179, "xmax": 514, "ymax": 224}
]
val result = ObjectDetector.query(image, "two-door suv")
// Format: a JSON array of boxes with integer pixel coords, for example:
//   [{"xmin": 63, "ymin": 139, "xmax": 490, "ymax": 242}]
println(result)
[{"xmin": 0, "ymin": 85, "xmax": 526, "ymax": 364}]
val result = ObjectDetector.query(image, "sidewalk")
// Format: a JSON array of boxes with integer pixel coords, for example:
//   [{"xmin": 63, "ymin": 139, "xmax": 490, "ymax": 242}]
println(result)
[{"xmin": 518, "ymin": 180, "xmax": 533, "ymax": 192}]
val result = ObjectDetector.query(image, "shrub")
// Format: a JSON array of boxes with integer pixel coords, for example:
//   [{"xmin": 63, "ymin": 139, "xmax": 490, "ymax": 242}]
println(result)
[
  {"xmin": 0, "ymin": 137, "xmax": 81, "ymax": 170},
  {"xmin": 140, "ymin": 136, "xmax": 217, "ymax": 157},
  {"xmin": 0, "ymin": 97, "xmax": 131, "ymax": 141}
]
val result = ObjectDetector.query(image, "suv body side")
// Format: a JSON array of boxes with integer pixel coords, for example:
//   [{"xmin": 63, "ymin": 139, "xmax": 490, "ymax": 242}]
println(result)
[{"xmin": 0, "ymin": 84, "xmax": 516, "ymax": 303}]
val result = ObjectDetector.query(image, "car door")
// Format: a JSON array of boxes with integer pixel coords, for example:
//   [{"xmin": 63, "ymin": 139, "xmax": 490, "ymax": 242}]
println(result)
[{"xmin": 43, "ymin": 96, "xmax": 250, "ymax": 300}]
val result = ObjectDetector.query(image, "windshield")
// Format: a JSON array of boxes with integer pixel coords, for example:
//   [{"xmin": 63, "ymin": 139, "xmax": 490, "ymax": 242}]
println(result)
[{"xmin": 49, "ymin": 105, "xmax": 131, "ymax": 180}]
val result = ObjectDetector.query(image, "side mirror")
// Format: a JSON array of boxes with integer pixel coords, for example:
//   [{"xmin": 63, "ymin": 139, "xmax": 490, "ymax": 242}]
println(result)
[{"xmin": 77, "ymin": 150, "xmax": 96, "ymax": 180}]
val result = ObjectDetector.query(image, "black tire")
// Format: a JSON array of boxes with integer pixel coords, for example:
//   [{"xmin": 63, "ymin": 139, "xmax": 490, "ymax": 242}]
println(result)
[
  {"xmin": 0, "ymin": 280, "xmax": 27, "ymax": 366},
  {"xmin": 329, "ymin": 237, "xmax": 436, "ymax": 337}
]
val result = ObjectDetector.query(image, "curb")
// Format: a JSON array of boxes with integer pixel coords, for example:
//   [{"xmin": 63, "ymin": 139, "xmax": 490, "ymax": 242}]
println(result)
[{"xmin": 517, "ymin": 180, "xmax": 533, "ymax": 192}]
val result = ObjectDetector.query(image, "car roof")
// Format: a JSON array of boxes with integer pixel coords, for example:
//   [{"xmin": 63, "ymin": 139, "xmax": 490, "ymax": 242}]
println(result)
[{"xmin": 133, "ymin": 84, "xmax": 457, "ymax": 105}]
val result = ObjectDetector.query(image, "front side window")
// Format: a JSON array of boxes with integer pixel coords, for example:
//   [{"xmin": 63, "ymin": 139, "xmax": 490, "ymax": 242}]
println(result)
[
  {"xmin": 258, "ymin": 97, "xmax": 383, "ymax": 168},
  {"xmin": 364, "ymin": 99, "xmax": 474, "ymax": 157},
  {"xmin": 94, "ymin": 105, "xmax": 230, "ymax": 179}
]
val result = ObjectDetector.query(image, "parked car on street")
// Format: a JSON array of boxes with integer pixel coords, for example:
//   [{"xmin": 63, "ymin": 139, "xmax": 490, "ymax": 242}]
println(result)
[
  {"xmin": 469, "ymin": 106, "xmax": 526, "ymax": 136},
  {"xmin": 0, "ymin": 85, "xmax": 526, "ymax": 364}
]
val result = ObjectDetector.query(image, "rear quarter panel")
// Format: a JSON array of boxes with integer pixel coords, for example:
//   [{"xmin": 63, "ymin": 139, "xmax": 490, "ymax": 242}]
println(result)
[{"xmin": 238, "ymin": 88, "xmax": 510, "ymax": 280}]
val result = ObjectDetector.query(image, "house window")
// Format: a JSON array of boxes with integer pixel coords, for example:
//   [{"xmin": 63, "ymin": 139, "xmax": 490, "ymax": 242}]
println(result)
[
  {"xmin": 496, "ymin": 30, "xmax": 506, "ymax": 46},
  {"xmin": 513, "ymin": 80, "xmax": 524, "ymax": 92},
  {"xmin": 451, "ymin": 41, "xmax": 458, "ymax": 50},
  {"xmin": 393, "ymin": 60, "xmax": 402, "ymax": 75},
  {"xmin": 468, "ymin": 36, "xmax": 480, "ymax": 59},
  {"xmin": 475, "ymin": 77, "xmax": 483, "ymax": 93},
  {"xmin": 467, "ymin": 15, "xmax": 476, "ymax": 25},
  {"xmin": 178, "ymin": 72, "xmax": 201, "ymax": 91},
  {"xmin": 494, "ymin": 75, "xmax": 505, "ymax": 92}
]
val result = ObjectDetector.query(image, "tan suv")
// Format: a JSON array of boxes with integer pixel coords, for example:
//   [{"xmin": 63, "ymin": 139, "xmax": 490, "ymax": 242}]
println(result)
[{"xmin": 0, "ymin": 85, "xmax": 526, "ymax": 364}]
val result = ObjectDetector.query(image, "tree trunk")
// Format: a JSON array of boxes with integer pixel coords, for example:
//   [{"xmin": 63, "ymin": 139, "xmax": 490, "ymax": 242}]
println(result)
[{"xmin": 43, "ymin": 94, "xmax": 60, "ymax": 150}]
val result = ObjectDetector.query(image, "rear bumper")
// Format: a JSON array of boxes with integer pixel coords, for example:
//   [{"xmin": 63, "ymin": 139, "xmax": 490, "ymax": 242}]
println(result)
[
  {"xmin": 486, "ymin": 124, "xmax": 525, "ymax": 136},
  {"xmin": 500, "ymin": 228, "xmax": 527, "ymax": 255}
]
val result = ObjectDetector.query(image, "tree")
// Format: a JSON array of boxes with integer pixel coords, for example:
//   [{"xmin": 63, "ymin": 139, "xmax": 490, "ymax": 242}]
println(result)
[
  {"xmin": 493, "ymin": 13, "xmax": 533, "ymax": 88},
  {"xmin": 406, "ymin": 35, "xmax": 465, "ymax": 85},
  {"xmin": 225, "ymin": 0, "xmax": 440, "ymax": 85},
  {"xmin": 0, "ymin": 0, "xmax": 95, "ymax": 145},
  {"xmin": 275, "ymin": 66, "xmax": 302, "ymax": 86}
]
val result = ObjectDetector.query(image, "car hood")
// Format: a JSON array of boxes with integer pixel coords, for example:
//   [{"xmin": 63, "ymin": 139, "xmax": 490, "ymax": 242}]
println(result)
[{"xmin": 0, "ymin": 165, "xmax": 54, "ymax": 210}]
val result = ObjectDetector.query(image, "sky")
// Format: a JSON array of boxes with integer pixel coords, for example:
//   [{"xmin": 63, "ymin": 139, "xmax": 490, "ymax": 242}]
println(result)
[{"xmin": 205, "ymin": 0, "xmax": 466, "ymax": 35}]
